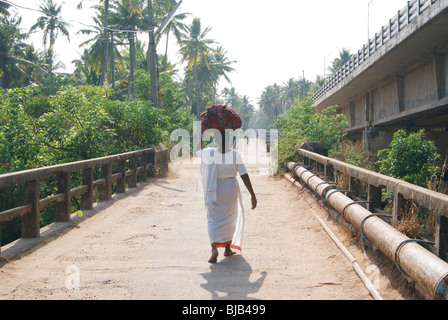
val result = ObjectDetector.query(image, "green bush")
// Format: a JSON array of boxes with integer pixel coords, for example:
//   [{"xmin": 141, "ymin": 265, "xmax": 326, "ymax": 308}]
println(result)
[
  {"xmin": 329, "ymin": 140, "xmax": 376, "ymax": 170},
  {"xmin": 273, "ymin": 98, "xmax": 348, "ymax": 173},
  {"xmin": 376, "ymin": 129, "xmax": 441, "ymax": 187}
]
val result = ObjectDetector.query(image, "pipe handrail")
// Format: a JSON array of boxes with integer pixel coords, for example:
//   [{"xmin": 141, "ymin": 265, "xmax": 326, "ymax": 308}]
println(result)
[
  {"xmin": 287, "ymin": 158, "xmax": 448, "ymax": 300},
  {"xmin": 298, "ymin": 148, "xmax": 448, "ymax": 215}
]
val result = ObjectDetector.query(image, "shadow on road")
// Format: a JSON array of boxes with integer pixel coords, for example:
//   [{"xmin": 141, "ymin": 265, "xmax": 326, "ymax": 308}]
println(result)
[{"xmin": 200, "ymin": 255, "xmax": 267, "ymax": 300}]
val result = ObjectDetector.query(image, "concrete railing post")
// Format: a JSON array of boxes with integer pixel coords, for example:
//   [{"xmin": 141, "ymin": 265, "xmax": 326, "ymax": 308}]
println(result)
[
  {"xmin": 128, "ymin": 155, "xmax": 138, "ymax": 188},
  {"xmin": 117, "ymin": 160, "xmax": 126, "ymax": 194},
  {"xmin": 436, "ymin": 215, "xmax": 448, "ymax": 261},
  {"xmin": 81, "ymin": 167, "xmax": 94, "ymax": 210},
  {"xmin": 99, "ymin": 163, "xmax": 112, "ymax": 201},
  {"xmin": 22, "ymin": 180, "xmax": 40, "ymax": 238},
  {"xmin": 368, "ymin": 184, "xmax": 383, "ymax": 212},
  {"xmin": 141, "ymin": 151, "xmax": 148, "ymax": 182},
  {"xmin": 393, "ymin": 190, "xmax": 405, "ymax": 227},
  {"xmin": 55, "ymin": 171, "xmax": 71, "ymax": 222}
]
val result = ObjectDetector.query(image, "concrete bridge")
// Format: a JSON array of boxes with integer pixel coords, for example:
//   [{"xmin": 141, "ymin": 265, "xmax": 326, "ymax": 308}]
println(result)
[
  {"xmin": 313, "ymin": 0, "xmax": 448, "ymax": 159},
  {"xmin": 0, "ymin": 139, "xmax": 432, "ymax": 301}
]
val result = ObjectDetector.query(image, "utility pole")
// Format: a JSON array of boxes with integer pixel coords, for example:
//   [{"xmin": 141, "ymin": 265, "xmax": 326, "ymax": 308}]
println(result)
[{"xmin": 147, "ymin": 0, "xmax": 158, "ymax": 108}]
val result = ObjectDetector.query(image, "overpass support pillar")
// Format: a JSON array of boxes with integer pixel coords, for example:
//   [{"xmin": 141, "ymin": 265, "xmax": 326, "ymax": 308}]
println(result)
[{"xmin": 437, "ymin": 215, "xmax": 448, "ymax": 262}]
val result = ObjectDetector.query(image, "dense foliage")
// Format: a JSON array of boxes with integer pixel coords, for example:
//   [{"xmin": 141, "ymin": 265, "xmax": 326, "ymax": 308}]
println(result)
[
  {"xmin": 0, "ymin": 81, "xmax": 190, "ymax": 171},
  {"xmin": 329, "ymin": 140, "xmax": 376, "ymax": 171},
  {"xmin": 377, "ymin": 129, "xmax": 441, "ymax": 187},
  {"xmin": 272, "ymin": 97, "xmax": 348, "ymax": 172},
  {"xmin": 0, "ymin": 79, "xmax": 193, "ymax": 244}
]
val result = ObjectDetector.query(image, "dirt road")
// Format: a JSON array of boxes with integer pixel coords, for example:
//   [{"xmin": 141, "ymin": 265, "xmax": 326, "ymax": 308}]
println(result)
[{"xmin": 0, "ymin": 142, "xmax": 411, "ymax": 300}]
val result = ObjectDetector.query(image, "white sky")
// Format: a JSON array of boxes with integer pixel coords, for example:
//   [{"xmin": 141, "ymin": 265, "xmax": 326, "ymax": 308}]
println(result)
[{"xmin": 11, "ymin": 0, "xmax": 409, "ymax": 105}]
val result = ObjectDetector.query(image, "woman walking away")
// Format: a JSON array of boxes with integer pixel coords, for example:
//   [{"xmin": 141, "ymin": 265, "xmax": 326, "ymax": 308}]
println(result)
[{"xmin": 197, "ymin": 130, "xmax": 257, "ymax": 263}]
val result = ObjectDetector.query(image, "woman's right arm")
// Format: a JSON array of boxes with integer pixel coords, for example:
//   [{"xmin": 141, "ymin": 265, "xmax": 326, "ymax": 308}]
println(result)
[{"xmin": 240, "ymin": 173, "xmax": 257, "ymax": 210}]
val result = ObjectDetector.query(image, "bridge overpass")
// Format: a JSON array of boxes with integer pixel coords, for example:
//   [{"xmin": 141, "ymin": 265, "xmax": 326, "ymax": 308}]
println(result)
[
  {"xmin": 313, "ymin": 0, "xmax": 448, "ymax": 158},
  {"xmin": 0, "ymin": 140, "xmax": 424, "ymax": 301}
]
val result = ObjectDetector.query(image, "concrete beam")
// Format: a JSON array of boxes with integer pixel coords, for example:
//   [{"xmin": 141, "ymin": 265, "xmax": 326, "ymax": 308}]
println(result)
[{"xmin": 315, "ymin": 0, "xmax": 448, "ymax": 110}]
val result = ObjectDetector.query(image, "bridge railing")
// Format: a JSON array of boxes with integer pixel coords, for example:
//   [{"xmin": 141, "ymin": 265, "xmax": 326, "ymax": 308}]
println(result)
[
  {"xmin": 0, "ymin": 144, "xmax": 168, "ymax": 248},
  {"xmin": 313, "ymin": 0, "xmax": 438, "ymax": 102},
  {"xmin": 298, "ymin": 148, "xmax": 448, "ymax": 261}
]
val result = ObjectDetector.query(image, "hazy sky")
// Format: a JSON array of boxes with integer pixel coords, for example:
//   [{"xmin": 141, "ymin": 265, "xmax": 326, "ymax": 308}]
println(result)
[{"xmin": 11, "ymin": 0, "xmax": 409, "ymax": 104}]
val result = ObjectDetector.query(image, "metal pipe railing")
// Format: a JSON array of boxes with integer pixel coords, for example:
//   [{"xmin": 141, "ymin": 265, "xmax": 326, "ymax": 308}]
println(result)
[
  {"xmin": 284, "ymin": 173, "xmax": 384, "ymax": 300},
  {"xmin": 287, "ymin": 160, "xmax": 448, "ymax": 300}
]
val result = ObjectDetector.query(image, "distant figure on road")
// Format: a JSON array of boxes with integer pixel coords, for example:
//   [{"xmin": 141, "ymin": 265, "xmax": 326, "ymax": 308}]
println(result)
[{"xmin": 197, "ymin": 130, "xmax": 257, "ymax": 263}]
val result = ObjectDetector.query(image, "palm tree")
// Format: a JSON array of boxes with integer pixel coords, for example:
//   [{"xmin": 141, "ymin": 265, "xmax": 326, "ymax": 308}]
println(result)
[
  {"xmin": 20, "ymin": 44, "xmax": 47, "ymax": 87},
  {"xmin": 77, "ymin": 8, "xmax": 123, "ymax": 89},
  {"xmin": 282, "ymin": 78, "xmax": 299, "ymax": 109},
  {"xmin": 328, "ymin": 48, "xmax": 352, "ymax": 75},
  {"xmin": 209, "ymin": 46, "xmax": 236, "ymax": 103},
  {"xmin": 259, "ymin": 84, "xmax": 283, "ymax": 126},
  {"xmin": 109, "ymin": 0, "xmax": 144, "ymax": 98},
  {"xmin": 77, "ymin": 14, "xmax": 106, "ymax": 76},
  {"xmin": 30, "ymin": 0, "xmax": 70, "ymax": 94},
  {"xmin": 72, "ymin": 49, "xmax": 101, "ymax": 85},
  {"xmin": 298, "ymin": 76, "xmax": 312, "ymax": 99},
  {"xmin": 178, "ymin": 17, "xmax": 215, "ymax": 119},
  {"xmin": 76, "ymin": 0, "xmax": 111, "ymax": 85},
  {"xmin": 157, "ymin": 11, "xmax": 189, "ymax": 68},
  {"xmin": 0, "ymin": 14, "xmax": 30, "ymax": 89},
  {"xmin": 147, "ymin": 0, "xmax": 188, "ymax": 108},
  {"xmin": 310, "ymin": 75, "xmax": 325, "ymax": 95},
  {"xmin": 146, "ymin": 0, "xmax": 158, "ymax": 107},
  {"xmin": 193, "ymin": 47, "xmax": 236, "ymax": 105},
  {"xmin": 0, "ymin": 0, "xmax": 10, "ymax": 16},
  {"xmin": 99, "ymin": 0, "xmax": 110, "ymax": 85},
  {"xmin": 238, "ymin": 96, "xmax": 255, "ymax": 130},
  {"xmin": 221, "ymin": 87, "xmax": 240, "ymax": 109}
]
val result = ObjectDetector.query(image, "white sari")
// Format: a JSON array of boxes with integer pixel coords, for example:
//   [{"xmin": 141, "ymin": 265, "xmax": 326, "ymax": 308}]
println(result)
[{"xmin": 197, "ymin": 148, "xmax": 247, "ymax": 251}]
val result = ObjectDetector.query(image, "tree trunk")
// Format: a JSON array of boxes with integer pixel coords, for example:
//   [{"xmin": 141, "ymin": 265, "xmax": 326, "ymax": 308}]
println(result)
[
  {"xmin": 147, "ymin": 0, "xmax": 158, "ymax": 108},
  {"xmin": 128, "ymin": 32, "xmax": 135, "ymax": 99},
  {"xmin": 194, "ymin": 47, "xmax": 200, "ymax": 120},
  {"xmin": 163, "ymin": 32, "xmax": 169, "ymax": 68},
  {"xmin": 49, "ymin": 48, "xmax": 54, "ymax": 95},
  {"xmin": 100, "ymin": 0, "xmax": 109, "ymax": 86},
  {"xmin": 1, "ymin": 54, "xmax": 10, "ymax": 88},
  {"xmin": 1, "ymin": 68, "xmax": 10, "ymax": 89},
  {"xmin": 110, "ymin": 31, "xmax": 115, "ymax": 92}
]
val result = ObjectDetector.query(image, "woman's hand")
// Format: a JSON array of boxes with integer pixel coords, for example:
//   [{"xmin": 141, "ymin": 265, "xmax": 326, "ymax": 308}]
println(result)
[{"xmin": 251, "ymin": 195, "xmax": 257, "ymax": 210}]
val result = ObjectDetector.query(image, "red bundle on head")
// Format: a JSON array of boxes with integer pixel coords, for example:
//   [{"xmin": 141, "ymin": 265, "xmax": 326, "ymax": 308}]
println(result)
[{"xmin": 200, "ymin": 104, "xmax": 242, "ymax": 133}]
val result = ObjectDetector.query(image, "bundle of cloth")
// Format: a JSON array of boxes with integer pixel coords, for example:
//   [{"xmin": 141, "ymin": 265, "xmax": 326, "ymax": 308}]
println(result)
[{"xmin": 200, "ymin": 104, "xmax": 242, "ymax": 132}]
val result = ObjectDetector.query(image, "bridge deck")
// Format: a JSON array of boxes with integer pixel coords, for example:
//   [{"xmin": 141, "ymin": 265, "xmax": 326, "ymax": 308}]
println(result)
[{"xmin": 0, "ymin": 145, "xmax": 409, "ymax": 300}]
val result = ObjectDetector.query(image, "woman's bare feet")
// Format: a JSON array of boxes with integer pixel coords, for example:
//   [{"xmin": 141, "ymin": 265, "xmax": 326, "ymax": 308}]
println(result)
[
  {"xmin": 224, "ymin": 244, "xmax": 236, "ymax": 257},
  {"xmin": 208, "ymin": 246, "xmax": 218, "ymax": 263}
]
